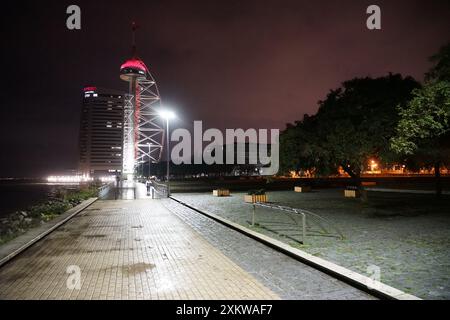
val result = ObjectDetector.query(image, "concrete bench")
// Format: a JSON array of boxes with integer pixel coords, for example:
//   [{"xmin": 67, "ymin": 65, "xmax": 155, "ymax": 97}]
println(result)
[
  {"xmin": 213, "ymin": 189, "xmax": 230, "ymax": 197},
  {"xmin": 295, "ymin": 186, "xmax": 312, "ymax": 193},
  {"xmin": 244, "ymin": 194, "xmax": 268, "ymax": 203},
  {"xmin": 344, "ymin": 189, "xmax": 360, "ymax": 198}
]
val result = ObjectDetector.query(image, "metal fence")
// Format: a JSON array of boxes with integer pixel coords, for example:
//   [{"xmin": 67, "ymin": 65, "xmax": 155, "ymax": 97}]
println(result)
[{"xmin": 250, "ymin": 202, "xmax": 345, "ymax": 245}]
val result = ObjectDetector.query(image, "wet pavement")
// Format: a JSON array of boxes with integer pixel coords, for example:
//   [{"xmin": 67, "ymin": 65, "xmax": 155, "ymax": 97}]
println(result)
[{"xmin": 0, "ymin": 196, "xmax": 374, "ymax": 300}]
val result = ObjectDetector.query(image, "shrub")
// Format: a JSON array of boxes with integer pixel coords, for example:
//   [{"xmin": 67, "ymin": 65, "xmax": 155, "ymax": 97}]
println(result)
[{"xmin": 247, "ymin": 189, "xmax": 266, "ymax": 195}]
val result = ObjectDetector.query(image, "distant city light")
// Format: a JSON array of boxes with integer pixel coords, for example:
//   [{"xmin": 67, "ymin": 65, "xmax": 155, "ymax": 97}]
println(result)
[
  {"xmin": 47, "ymin": 175, "xmax": 92, "ymax": 183},
  {"xmin": 370, "ymin": 159, "xmax": 379, "ymax": 171},
  {"xmin": 46, "ymin": 175, "xmax": 115, "ymax": 183},
  {"xmin": 83, "ymin": 86, "xmax": 97, "ymax": 92},
  {"xmin": 99, "ymin": 176, "xmax": 116, "ymax": 182}
]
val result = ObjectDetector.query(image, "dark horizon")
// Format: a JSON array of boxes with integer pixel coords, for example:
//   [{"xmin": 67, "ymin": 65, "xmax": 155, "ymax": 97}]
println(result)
[{"xmin": 1, "ymin": 0, "xmax": 449, "ymax": 177}]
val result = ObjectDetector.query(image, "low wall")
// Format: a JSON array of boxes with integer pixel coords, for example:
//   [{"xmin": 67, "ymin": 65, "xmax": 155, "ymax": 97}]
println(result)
[{"xmin": 168, "ymin": 177, "xmax": 450, "ymax": 193}]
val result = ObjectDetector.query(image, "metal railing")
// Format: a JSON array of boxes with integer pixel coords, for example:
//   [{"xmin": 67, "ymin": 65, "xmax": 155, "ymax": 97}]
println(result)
[
  {"xmin": 98, "ymin": 182, "xmax": 114, "ymax": 199},
  {"xmin": 251, "ymin": 202, "xmax": 345, "ymax": 245},
  {"xmin": 149, "ymin": 181, "xmax": 169, "ymax": 198}
]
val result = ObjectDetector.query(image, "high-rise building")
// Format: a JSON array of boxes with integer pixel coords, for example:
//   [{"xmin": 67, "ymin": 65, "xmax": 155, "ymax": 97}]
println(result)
[{"xmin": 78, "ymin": 86, "xmax": 125, "ymax": 176}]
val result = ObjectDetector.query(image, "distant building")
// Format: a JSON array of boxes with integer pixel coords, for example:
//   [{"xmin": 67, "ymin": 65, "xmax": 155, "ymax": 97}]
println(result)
[
  {"xmin": 206, "ymin": 142, "xmax": 272, "ymax": 176},
  {"xmin": 78, "ymin": 86, "xmax": 124, "ymax": 176},
  {"xmin": 223, "ymin": 142, "xmax": 273, "ymax": 176}
]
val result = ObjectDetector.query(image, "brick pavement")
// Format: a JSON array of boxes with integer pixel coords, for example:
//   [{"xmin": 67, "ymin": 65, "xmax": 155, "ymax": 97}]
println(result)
[
  {"xmin": 0, "ymin": 198, "xmax": 375, "ymax": 300},
  {"xmin": 0, "ymin": 199, "xmax": 278, "ymax": 300}
]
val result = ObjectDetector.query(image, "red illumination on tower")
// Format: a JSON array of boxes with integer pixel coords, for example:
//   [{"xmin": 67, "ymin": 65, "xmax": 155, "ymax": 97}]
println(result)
[{"xmin": 120, "ymin": 59, "xmax": 148, "ymax": 73}]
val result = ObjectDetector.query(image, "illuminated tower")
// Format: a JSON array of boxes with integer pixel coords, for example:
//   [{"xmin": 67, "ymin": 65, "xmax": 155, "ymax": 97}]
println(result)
[{"xmin": 120, "ymin": 23, "xmax": 164, "ymax": 179}]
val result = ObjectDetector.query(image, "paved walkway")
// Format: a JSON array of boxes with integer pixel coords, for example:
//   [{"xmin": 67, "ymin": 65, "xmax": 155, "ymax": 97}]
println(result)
[
  {"xmin": 164, "ymin": 199, "xmax": 375, "ymax": 300},
  {"xmin": 172, "ymin": 191, "xmax": 450, "ymax": 299},
  {"xmin": 0, "ymin": 198, "xmax": 374, "ymax": 300},
  {"xmin": 0, "ymin": 200, "xmax": 278, "ymax": 299}
]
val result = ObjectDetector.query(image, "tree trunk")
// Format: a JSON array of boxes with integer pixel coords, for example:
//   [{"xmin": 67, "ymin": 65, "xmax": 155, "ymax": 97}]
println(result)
[
  {"xmin": 343, "ymin": 166, "xmax": 367, "ymax": 201},
  {"xmin": 435, "ymin": 162, "xmax": 442, "ymax": 198}
]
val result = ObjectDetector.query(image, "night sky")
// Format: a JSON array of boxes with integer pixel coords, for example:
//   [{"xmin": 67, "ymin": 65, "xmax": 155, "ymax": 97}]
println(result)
[{"xmin": 1, "ymin": 0, "xmax": 449, "ymax": 177}]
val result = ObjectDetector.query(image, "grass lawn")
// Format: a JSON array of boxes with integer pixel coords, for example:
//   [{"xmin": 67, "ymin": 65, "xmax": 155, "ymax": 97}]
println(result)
[{"xmin": 173, "ymin": 189, "xmax": 450, "ymax": 299}]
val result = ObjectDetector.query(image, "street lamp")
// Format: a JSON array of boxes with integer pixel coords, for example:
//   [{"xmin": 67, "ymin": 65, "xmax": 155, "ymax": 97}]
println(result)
[
  {"xmin": 159, "ymin": 109, "xmax": 176, "ymax": 196},
  {"xmin": 370, "ymin": 159, "xmax": 378, "ymax": 172},
  {"xmin": 147, "ymin": 142, "xmax": 151, "ymax": 179}
]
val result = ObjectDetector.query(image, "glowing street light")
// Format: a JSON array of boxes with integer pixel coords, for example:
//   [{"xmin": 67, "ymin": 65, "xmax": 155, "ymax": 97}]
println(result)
[
  {"xmin": 370, "ymin": 159, "xmax": 378, "ymax": 172},
  {"xmin": 159, "ymin": 110, "xmax": 176, "ymax": 120},
  {"xmin": 159, "ymin": 109, "xmax": 176, "ymax": 196}
]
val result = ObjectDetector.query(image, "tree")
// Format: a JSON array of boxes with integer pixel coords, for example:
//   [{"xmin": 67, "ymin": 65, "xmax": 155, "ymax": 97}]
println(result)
[
  {"xmin": 426, "ymin": 43, "xmax": 450, "ymax": 82},
  {"xmin": 280, "ymin": 114, "xmax": 317, "ymax": 175},
  {"xmin": 280, "ymin": 74, "xmax": 419, "ymax": 199},
  {"xmin": 391, "ymin": 43, "xmax": 450, "ymax": 196},
  {"xmin": 313, "ymin": 74, "xmax": 419, "ymax": 193}
]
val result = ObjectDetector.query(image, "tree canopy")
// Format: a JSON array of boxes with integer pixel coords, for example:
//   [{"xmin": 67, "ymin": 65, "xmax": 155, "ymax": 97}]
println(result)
[
  {"xmin": 280, "ymin": 74, "xmax": 420, "ymax": 182},
  {"xmin": 281, "ymin": 43, "xmax": 450, "ymax": 198},
  {"xmin": 391, "ymin": 43, "xmax": 450, "ymax": 195},
  {"xmin": 390, "ymin": 81, "xmax": 450, "ymax": 156},
  {"xmin": 426, "ymin": 43, "xmax": 450, "ymax": 82}
]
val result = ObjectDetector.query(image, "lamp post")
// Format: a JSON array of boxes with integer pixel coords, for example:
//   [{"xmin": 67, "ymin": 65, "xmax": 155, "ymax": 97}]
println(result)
[
  {"xmin": 147, "ymin": 143, "xmax": 151, "ymax": 178},
  {"xmin": 159, "ymin": 110, "xmax": 175, "ymax": 196}
]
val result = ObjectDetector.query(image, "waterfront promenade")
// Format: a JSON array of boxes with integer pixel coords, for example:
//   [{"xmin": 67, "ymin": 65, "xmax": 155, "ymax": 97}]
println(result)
[{"xmin": 0, "ymin": 196, "xmax": 374, "ymax": 300}]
